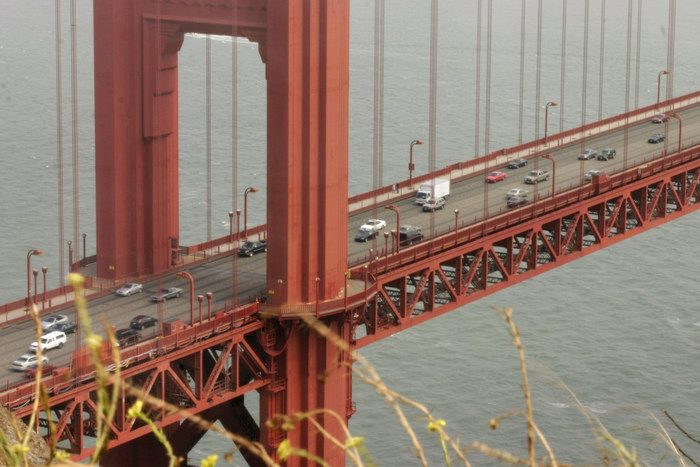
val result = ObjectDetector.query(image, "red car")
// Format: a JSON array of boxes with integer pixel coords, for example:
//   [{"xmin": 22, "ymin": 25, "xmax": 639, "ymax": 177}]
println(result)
[
  {"xmin": 651, "ymin": 113, "xmax": 668, "ymax": 123},
  {"xmin": 485, "ymin": 171, "xmax": 507, "ymax": 183},
  {"xmin": 24, "ymin": 363, "xmax": 57, "ymax": 378}
]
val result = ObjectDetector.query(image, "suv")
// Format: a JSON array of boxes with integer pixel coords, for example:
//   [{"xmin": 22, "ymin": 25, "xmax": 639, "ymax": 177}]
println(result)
[
  {"xmin": 399, "ymin": 225, "xmax": 423, "ymax": 246},
  {"xmin": 598, "ymin": 148, "xmax": 616, "ymax": 160},
  {"xmin": 29, "ymin": 331, "xmax": 67, "ymax": 353},
  {"xmin": 115, "ymin": 328, "xmax": 141, "ymax": 347}
]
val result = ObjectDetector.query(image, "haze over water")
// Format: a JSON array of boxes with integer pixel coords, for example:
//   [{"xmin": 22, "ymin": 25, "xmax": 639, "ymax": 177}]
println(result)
[{"xmin": 1, "ymin": 1, "xmax": 699, "ymax": 465}]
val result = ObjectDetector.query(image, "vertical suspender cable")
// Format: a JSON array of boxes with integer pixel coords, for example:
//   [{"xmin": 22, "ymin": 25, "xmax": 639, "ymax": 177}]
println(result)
[
  {"xmin": 666, "ymin": 0, "xmax": 676, "ymax": 98},
  {"xmin": 598, "ymin": 0, "xmax": 606, "ymax": 120},
  {"xmin": 71, "ymin": 0, "xmax": 80, "ymax": 264},
  {"xmin": 474, "ymin": 0, "xmax": 482, "ymax": 158},
  {"xmin": 231, "ymin": 3, "xmax": 239, "ymax": 304},
  {"xmin": 517, "ymin": 0, "xmax": 525, "ymax": 144},
  {"xmin": 559, "ymin": 0, "xmax": 567, "ymax": 132},
  {"xmin": 581, "ymin": 0, "xmax": 589, "ymax": 129},
  {"xmin": 483, "ymin": 0, "xmax": 491, "ymax": 154},
  {"xmin": 55, "ymin": 0, "xmax": 65, "ymax": 285},
  {"xmin": 634, "ymin": 0, "xmax": 642, "ymax": 109},
  {"xmin": 428, "ymin": 0, "xmax": 439, "ymax": 236},
  {"xmin": 206, "ymin": 37, "xmax": 212, "ymax": 240},
  {"xmin": 623, "ymin": 0, "xmax": 633, "ymax": 171},
  {"xmin": 372, "ymin": 0, "xmax": 385, "ymax": 190},
  {"xmin": 534, "ymin": 0, "xmax": 542, "ymax": 140}
]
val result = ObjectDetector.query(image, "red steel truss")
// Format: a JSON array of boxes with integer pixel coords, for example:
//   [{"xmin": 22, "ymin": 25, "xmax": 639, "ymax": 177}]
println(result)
[{"xmin": 351, "ymin": 146, "xmax": 700, "ymax": 348}]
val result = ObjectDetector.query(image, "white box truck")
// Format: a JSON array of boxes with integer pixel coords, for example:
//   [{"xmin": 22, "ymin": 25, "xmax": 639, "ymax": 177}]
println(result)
[{"xmin": 414, "ymin": 178, "xmax": 450, "ymax": 205}]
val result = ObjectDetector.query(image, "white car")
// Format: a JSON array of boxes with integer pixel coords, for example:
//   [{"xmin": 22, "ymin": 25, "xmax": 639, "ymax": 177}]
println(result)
[
  {"xmin": 115, "ymin": 283, "xmax": 144, "ymax": 297},
  {"xmin": 360, "ymin": 219, "xmax": 387, "ymax": 231},
  {"xmin": 40, "ymin": 314, "xmax": 69, "ymax": 332},
  {"xmin": 11, "ymin": 354, "xmax": 49, "ymax": 371},
  {"xmin": 506, "ymin": 188, "xmax": 529, "ymax": 199},
  {"xmin": 30, "ymin": 331, "xmax": 67, "ymax": 353}
]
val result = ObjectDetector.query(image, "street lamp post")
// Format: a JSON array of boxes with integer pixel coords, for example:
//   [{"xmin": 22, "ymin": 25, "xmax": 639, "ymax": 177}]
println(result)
[
  {"xmin": 244, "ymin": 187, "xmax": 259, "ymax": 239},
  {"xmin": 206, "ymin": 292, "xmax": 213, "ymax": 320},
  {"xmin": 26, "ymin": 249, "xmax": 42, "ymax": 306},
  {"xmin": 384, "ymin": 204, "xmax": 401, "ymax": 253},
  {"xmin": 33, "ymin": 269, "xmax": 39, "ymax": 304},
  {"xmin": 544, "ymin": 102, "xmax": 558, "ymax": 143},
  {"xmin": 454, "ymin": 209, "xmax": 460, "ymax": 233},
  {"xmin": 236, "ymin": 209, "xmax": 241, "ymax": 241},
  {"xmin": 657, "ymin": 70, "xmax": 670, "ymax": 108},
  {"xmin": 669, "ymin": 113, "xmax": 682, "ymax": 153},
  {"xmin": 176, "ymin": 271, "xmax": 195, "ymax": 326},
  {"xmin": 42, "ymin": 266, "xmax": 48, "ymax": 308},
  {"xmin": 228, "ymin": 211, "xmax": 234, "ymax": 241},
  {"xmin": 408, "ymin": 139, "xmax": 424, "ymax": 187},
  {"xmin": 542, "ymin": 154, "xmax": 556, "ymax": 199},
  {"xmin": 315, "ymin": 277, "xmax": 321, "ymax": 318},
  {"xmin": 384, "ymin": 232, "xmax": 390, "ymax": 269}
]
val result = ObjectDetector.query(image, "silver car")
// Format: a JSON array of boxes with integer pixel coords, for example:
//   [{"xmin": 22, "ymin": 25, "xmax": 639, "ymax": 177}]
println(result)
[
  {"xmin": 115, "ymin": 283, "xmax": 143, "ymax": 297},
  {"xmin": 11, "ymin": 354, "xmax": 49, "ymax": 371},
  {"xmin": 40, "ymin": 314, "xmax": 68, "ymax": 332}
]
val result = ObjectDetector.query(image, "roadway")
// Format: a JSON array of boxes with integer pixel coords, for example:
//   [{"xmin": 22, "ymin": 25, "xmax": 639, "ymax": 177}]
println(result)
[{"xmin": 1, "ymin": 104, "xmax": 698, "ymax": 386}]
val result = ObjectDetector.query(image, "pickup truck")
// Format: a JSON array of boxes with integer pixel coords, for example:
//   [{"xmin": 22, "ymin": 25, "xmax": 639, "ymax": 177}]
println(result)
[
  {"xmin": 524, "ymin": 170, "xmax": 549, "ymax": 184},
  {"xmin": 150, "ymin": 287, "xmax": 183, "ymax": 302}
]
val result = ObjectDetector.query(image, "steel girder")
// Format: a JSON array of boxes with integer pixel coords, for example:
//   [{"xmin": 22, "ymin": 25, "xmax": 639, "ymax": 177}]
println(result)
[{"xmin": 352, "ymin": 152, "xmax": 700, "ymax": 348}]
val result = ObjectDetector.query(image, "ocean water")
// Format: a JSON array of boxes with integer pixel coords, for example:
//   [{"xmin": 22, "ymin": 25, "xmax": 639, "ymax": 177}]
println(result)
[{"xmin": 1, "ymin": 1, "xmax": 699, "ymax": 465}]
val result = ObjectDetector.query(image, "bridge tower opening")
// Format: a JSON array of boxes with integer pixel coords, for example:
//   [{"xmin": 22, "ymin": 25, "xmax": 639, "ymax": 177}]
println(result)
[{"xmin": 93, "ymin": 0, "xmax": 350, "ymax": 465}]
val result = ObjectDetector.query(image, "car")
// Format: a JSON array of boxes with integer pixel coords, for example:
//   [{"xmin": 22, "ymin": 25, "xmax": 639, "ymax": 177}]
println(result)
[
  {"xmin": 598, "ymin": 148, "xmax": 616, "ymax": 160},
  {"xmin": 507, "ymin": 196, "xmax": 529, "ymax": 208},
  {"xmin": 651, "ymin": 113, "xmax": 668, "ymax": 123},
  {"xmin": 485, "ymin": 171, "xmax": 507, "ymax": 183},
  {"xmin": 360, "ymin": 219, "xmax": 387, "ymax": 231},
  {"xmin": 115, "ymin": 283, "xmax": 143, "ymax": 297},
  {"xmin": 24, "ymin": 362, "xmax": 58, "ymax": 378},
  {"xmin": 115, "ymin": 328, "xmax": 141, "ymax": 347},
  {"xmin": 150, "ymin": 287, "xmax": 183, "ymax": 302},
  {"xmin": 30, "ymin": 330, "xmax": 67, "ymax": 353},
  {"xmin": 11, "ymin": 354, "xmax": 49, "ymax": 372},
  {"xmin": 40, "ymin": 314, "xmax": 68, "ymax": 332},
  {"xmin": 354, "ymin": 228, "xmax": 378, "ymax": 242},
  {"xmin": 648, "ymin": 133, "xmax": 665, "ymax": 143},
  {"xmin": 48, "ymin": 321, "xmax": 76, "ymax": 334},
  {"xmin": 506, "ymin": 188, "xmax": 529, "ymax": 199},
  {"xmin": 130, "ymin": 315, "xmax": 158, "ymax": 330},
  {"xmin": 577, "ymin": 149, "xmax": 598, "ymax": 160},
  {"xmin": 506, "ymin": 158, "xmax": 528, "ymax": 169},
  {"xmin": 237, "ymin": 240, "xmax": 267, "ymax": 257},
  {"xmin": 399, "ymin": 225, "xmax": 423, "ymax": 246},
  {"xmin": 422, "ymin": 197, "xmax": 446, "ymax": 212},
  {"xmin": 584, "ymin": 169, "xmax": 603, "ymax": 182}
]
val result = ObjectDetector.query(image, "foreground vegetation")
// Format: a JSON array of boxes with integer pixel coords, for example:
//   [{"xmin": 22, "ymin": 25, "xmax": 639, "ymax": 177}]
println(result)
[{"xmin": 0, "ymin": 273, "xmax": 695, "ymax": 466}]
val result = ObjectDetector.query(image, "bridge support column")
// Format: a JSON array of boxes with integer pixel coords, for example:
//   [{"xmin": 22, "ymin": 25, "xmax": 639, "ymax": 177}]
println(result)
[
  {"xmin": 265, "ymin": 0, "xmax": 350, "ymax": 305},
  {"xmin": 261, "ymin": 318, "xmax": 353, "ymax": 465}
]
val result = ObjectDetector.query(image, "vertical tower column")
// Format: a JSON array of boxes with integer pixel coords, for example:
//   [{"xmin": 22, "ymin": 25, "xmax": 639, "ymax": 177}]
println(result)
[
  {"xmin": 93, "ymin": 2, "xmax": 182, "ymax": 281},
  {"xmin": 265, "ymin": 0, "xmax": 350, "ymax": 305}
]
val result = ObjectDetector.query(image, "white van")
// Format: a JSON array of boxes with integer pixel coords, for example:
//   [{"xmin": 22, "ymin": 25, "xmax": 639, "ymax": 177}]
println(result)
[{"xmin": 30, "ymin": 331, "xmax": 67, "ymax": 353}]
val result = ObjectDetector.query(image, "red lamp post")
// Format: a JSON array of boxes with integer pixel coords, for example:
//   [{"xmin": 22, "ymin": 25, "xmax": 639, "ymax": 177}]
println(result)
[
  {"xmin": 384, "ymin": 204, "xmax": 401, "ymax": 253},
  {"xmin": 544, "ymin": 102, "xmax": 558, "ymax": 143},
  {"xmin": 657, "ymin": 70, "xmax": 669, "ymax": 108},
  {"xmin": 542, "ymin": 154, "xmax": 556, "ymax": 199},
  {"xmin": 26, "ymin": 249, "xmax": 42, "ymax": 306},
  {"xmin": 176, "ymin": 271, "xmax": 195, "ymax": 326},
  {"xmin": 244, "ymin": 187, "xmax": 258, "ymax": 239},
  {"xmin": 206, "ymin": 292, "xmax": 213, "ymax": 320},
  {"xmin": 228, "ymin": 211, "xmax": 234, "ymax": 241},
  {"xmin": 42, "ymin": 266, "xmax": 48, "ymax": 308},
  {"xmin": 409, "ymin": 139, "xmax": 424, "ymax": 187}
]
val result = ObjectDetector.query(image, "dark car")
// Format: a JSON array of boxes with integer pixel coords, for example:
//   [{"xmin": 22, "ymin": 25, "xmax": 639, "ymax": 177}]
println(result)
[
  {"xmin": 130, "ymin": 315, "xmax": 158, "ymax": 330},
  {"xmin": 238, "ymin": 240, "xmax": 267, "ymax": 257},
  {"xmin": 150, "ymin": 287, "xmax": 183, "ymax": 302},
  {"xmin": 507, "ymin": 196, "xmax": 529, "ymax": 208},
  {"xmin": 354, "ymin": 228, "xmax": 378, "ymax": 242},
  {"xmin": 115, "ymin": 328, "xmax": 141, "ymax": 347},
  {"xmin": 48, "ymin": 321, "xmax": 76, "ymax": 334},
  {"xmin": 648, "ymin": 134, "xmax": 665, "ymax": 143},
  {"xmin": 597, "ymin": 148, "xmax": 616, "ymax": 160},
  {"xmin": 506, "ymin": 158, "xmax": 528, "ymax": 169},
  {"xmin": 399, "ymin": 225, "xmax": 423, "ymax": 246}
]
